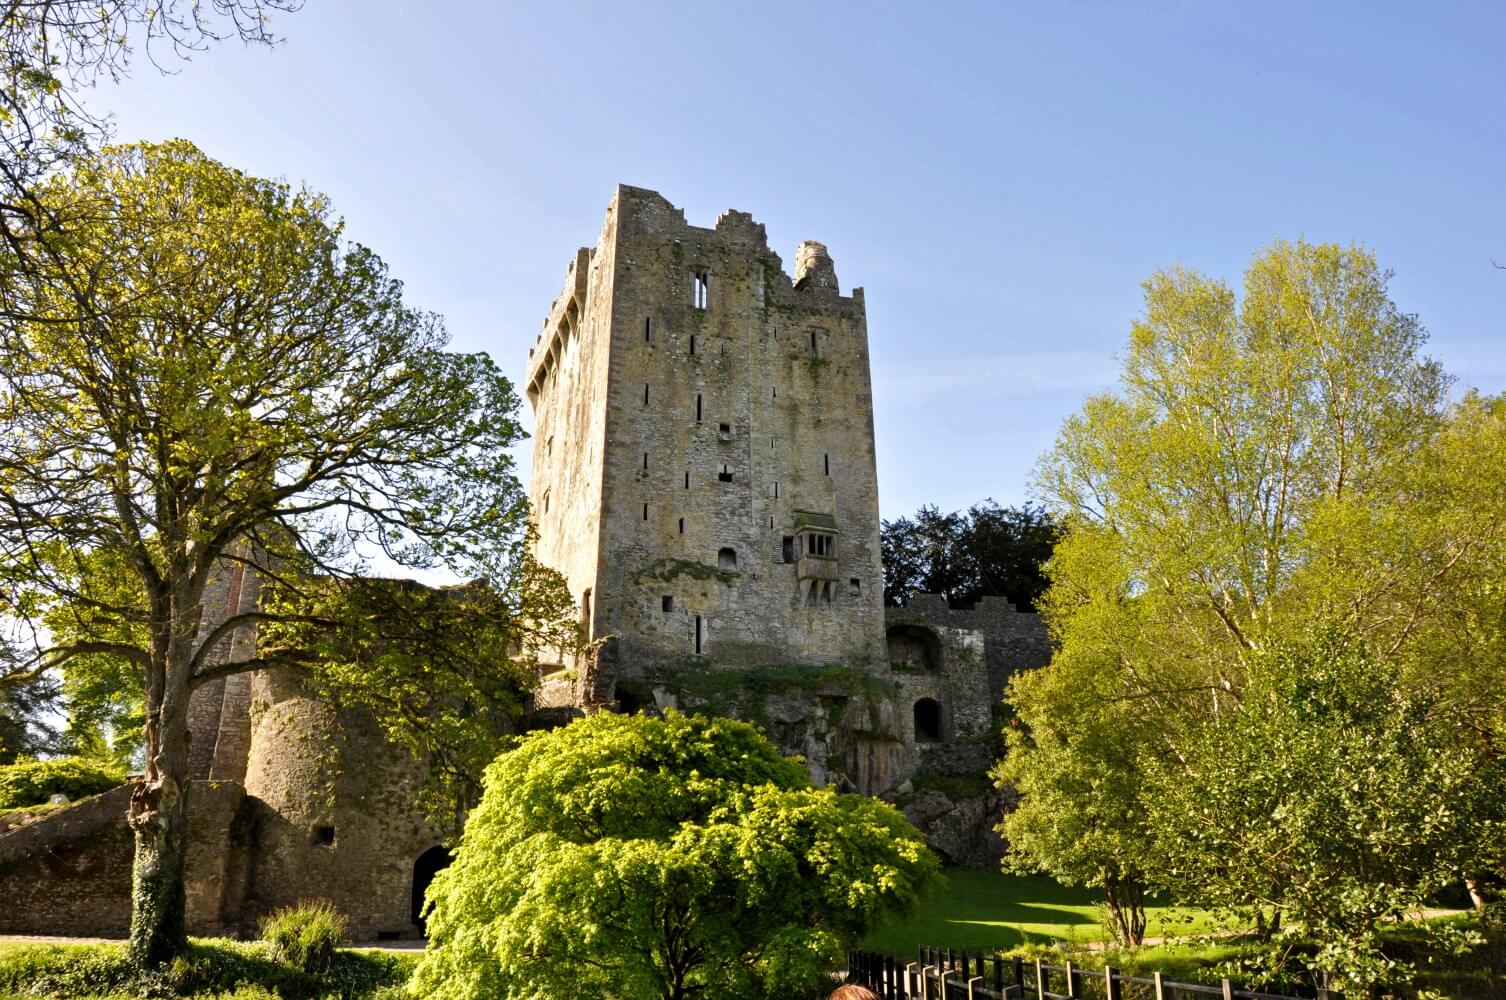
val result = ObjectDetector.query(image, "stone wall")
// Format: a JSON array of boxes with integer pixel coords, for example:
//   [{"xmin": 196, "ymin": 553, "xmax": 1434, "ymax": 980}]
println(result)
[
  {"xmin": 0, "ymin": 781, "xmax": 248, "ymax": 936},
  {"xmin": 887, "ymin": 594, "xmax": 1050, "ymax": 702}
]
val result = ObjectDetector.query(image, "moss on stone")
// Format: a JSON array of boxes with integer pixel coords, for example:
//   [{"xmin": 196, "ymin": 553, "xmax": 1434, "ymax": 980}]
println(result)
[{"xmin": 636, "ymin": 558, "xmax": 738, "ymax": 586}]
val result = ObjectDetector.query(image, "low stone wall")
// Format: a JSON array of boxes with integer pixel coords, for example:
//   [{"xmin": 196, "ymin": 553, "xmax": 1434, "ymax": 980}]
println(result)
[{"xmin": 0, "ymin": 780, "xmax": 248, "ymax": 937}]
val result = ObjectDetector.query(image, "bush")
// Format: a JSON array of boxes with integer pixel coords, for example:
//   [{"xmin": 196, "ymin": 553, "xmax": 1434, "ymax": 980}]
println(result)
[
  {"xmin": 0, "ymin": 756, "xmax": 125, "ymax": 809},
  {"xmin": 415, "ymin": 711, "xmax": 940, "ymax": 1000},
  {"xmin": 259, "ymin": 900, "xmax": 350, "ymax": 976}
]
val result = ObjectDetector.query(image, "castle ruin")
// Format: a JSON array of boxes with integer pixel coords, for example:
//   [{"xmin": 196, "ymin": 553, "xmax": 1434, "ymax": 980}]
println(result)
[{"xmin": 0, "ymin": 186, "xmax": 1049, "ymax": 938}]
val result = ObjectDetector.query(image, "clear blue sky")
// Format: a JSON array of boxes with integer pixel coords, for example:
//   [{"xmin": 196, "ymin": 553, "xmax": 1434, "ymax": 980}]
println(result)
[{"xmin": 99, "ymin": 1, "xmax": 1505, "ymax": 519}]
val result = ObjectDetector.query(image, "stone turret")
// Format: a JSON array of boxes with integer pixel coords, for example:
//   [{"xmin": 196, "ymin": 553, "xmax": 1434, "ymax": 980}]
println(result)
[{"xmin": 793, "ymin": 240, "xmax": 839, "ymax": 292}]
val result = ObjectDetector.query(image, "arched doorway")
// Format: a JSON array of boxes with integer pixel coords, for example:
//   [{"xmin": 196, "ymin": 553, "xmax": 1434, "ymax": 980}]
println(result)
[
  {"xmin": 914, "ymin": 698, "xmax": 943, "ymax": 743},
  {"xmin": 411, "ymin": 845, "xmax": 453, "ymax": 933}
]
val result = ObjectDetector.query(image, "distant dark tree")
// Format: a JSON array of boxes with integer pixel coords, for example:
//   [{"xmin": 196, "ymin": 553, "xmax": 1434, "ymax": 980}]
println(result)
[{"xmin": 882, "ymin": 501, "xmax": 1060, "ymax": 611}]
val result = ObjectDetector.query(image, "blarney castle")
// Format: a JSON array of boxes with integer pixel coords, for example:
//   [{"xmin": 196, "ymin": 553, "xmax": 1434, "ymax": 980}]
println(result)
[{"xmin": 0, "ymin": 187, "xmax": 1048, "ymax": 939}]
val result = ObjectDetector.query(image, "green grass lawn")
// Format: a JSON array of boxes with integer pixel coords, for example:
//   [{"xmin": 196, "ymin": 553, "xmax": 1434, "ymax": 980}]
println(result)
[{"xmin": 862, "ymin": 870, "xmax": 1227, "ymax": 958}]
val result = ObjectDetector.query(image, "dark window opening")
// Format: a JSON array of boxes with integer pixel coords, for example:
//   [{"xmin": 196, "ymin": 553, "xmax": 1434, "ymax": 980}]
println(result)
[
  {"xmin": 412, "ymin": 845, "xmax": 453, "ymax": 933},
  {"xmin": 693, "ymin": 270, "xmax": 710, "ymax": 310},
  {"xmin": 782, "ymin": 536, "xmax": 795, "ymax": 562},
  {"xmin": 643, "ymin": 452, "xmax": 648, "ymax": 470},
  {"xmin": 644, "ymin": 317, "xmax": 653, "ymax": 342},
  {"xmin": 643, "ymin": 504, "xmax": 649, "ymax": 521},
  {"xmin": 718, "ymin": 465, "xmax": 733, "ymax": 483},
  {"xmin": 772, "ymin": 387, "xmax": 777, "ymax": 399},
  {"xmin": 807, "ymin": 533, "xmax": 834, "ymax": 557},
  {"xmin": 824, "ymin": 454, "xmax": 830, "ymax": 475},
  {"xmin": 719, "ymin": 422, "xmax": 731, "ymax": 435},
  {"xmin": 684, "ymin": 471, "xmax": 690, "ymax": 489},
  {"xmin": 313, "ymin": 825, "xmax": 335, "ymax": 847},
  {"xmin": 888, "ymin": 624, "xmax": 943, "ymax": 672},
  {"xmin": 718, "ymin": 547, "xmax": 737, "ymax": 571},
  {"xmin": 811, "ymin": 330, "xmax": 818, "ymax": 352},
  {"xmin": 696, "ymin": 394, "xmax": 702, "ymax": 422},
  {"xmin": 694, "ymin": 614, "xmax": 703, "ymax": 655},
  {"xmin": 772, "ymin": 481, "xmax": 779, "ymax": 499},
  {"xmin": 678, "ymin": 517, "xmax": 685, "ymax": 534},
  {"xmin": 914, "ymin": 698, "xmax": 943, "ymax": 742},
  {"xmin": 662, "ymin": 595, "xmax": 674, "ymax": 613},
  {"xmin": 689, "ymin": 335, "xmax": 697, "ymax": 355},
  {"xmin": 643, "ymin": 383, "xmax": 650, "ymax": 405},
  {"xmin": 616, "ymin": 686, "xmax": 643, "ymax": 714},
  {"xmin": 850, "ymin": 578, "xmax": 861, "ymax": 595}
]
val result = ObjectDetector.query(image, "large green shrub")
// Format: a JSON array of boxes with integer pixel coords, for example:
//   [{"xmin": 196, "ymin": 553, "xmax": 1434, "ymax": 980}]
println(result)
[
  {"xmin": 414, "ymin": 711, "xmax": 940, "ymax": 1000},
  {"xmin": 259, "ymin": 900, "xmax": 350, "ymax": 976},
  {"xmin": 0, "ymin": 756, "xmax": 125, "ymax": 809}
]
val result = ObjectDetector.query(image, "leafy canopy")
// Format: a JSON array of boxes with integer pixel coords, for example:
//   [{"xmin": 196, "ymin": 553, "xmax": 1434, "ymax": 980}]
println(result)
[
  {"xmin": 1000, "ymin": 240, "xmax": 1506, "ymax": 979},
  {"xmin": 881, "ymin": 500, "xmax": 1060, "ymax": 610},
  {"xmin": 415, "ymin": 711, "xmax": 941, "ymax": 1000},
  {"xmin": 0, "ymin": 139, "xmax": 577, "ymax": 963}
]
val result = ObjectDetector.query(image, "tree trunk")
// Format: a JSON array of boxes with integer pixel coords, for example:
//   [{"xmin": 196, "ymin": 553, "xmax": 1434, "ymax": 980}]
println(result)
[
  {"xmin": 1102, "ymin": 876, "xmax": 1147, "ymax": 947},
  {"xmin": 127, "ymin": 631, "xmax": 194, "ymax": 968},
  {"xmin": 128, "ymin": 774, "xmax": 189, "ymax": 966}
]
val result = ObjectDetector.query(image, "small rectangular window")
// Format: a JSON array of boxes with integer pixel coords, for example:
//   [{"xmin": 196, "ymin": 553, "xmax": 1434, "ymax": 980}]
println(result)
[
  {"xmin": 719, "ymin": 423, "xmax": 731, "ymax": 435},
  {"xmin": 678, "ymin": 517, "xmax": 685, "ymax": 534},
  {"xmin": 689, "ymin": 335, "xmax": 697, "ymax": 355},
  {"xmin": 644, "ymin": 383, "xmax": 650, "ymax": 405},
  {"xmin": 684, "ymin": 471, "xmax": 690, "ymax": 489},
  {"xmin": 313, "ymin": 825, "xmax": 335, "ymax": 847},
  {"xmin": 811, "ymin": 330, "xmax": 818, "ymax": 352},
  {"xmin": 772, "ymin": 387, "xmax": 777, "ymax": 399},
  {"xmin": 718, "ymin": 465, "xmax": 733, "ymax": 483},
  {"xmin": 772, "ymin": 481, "xmax": 779, "ymax": 499},
  {"xmin": 693, "ymin": 270, "xmax": 710, "ymax": 310},
  {"xmin": 849, "ymin": 578, "xmax": 861, "ymax": 595},
  {"xmin": 643, "ymin": 452, "xmax": 649, "ymax": 470},
  {"xmin": 694, "ymin": 614, "xmax": 703, "ymax": 654},
  {"xmin": 696, "ymin": 394, "xmax": 702, "ymax": 422},
  {"xmin": 782, "ymin": 536, "xmax": 795, "ymax": 562},
  {"xmin": 643, "ymin": 503, "xmax": 649, "ymax": 521},
  {"xmin": 824, "ymin": 454, "xmax": 830, "ymax": 476},
  {"xmin": 644, "ymin": 317, "xmax": 653, "ymax": 342},
  {"xmin": 662, "ymin": 595, "xmax": 674, "ymax": 613}
]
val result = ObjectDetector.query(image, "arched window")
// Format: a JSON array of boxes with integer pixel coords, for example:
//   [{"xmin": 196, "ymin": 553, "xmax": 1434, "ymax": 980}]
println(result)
[
  {"xmin": 718, "ymin": 547, "xmax": 737, "ymax": 571},
  {"xmin": 914, "ymin": 698, "xmax": 943, "ymax": 743},
  {"xmin": 411, "ymin": 845, "xmax": 453, "ymax": 932}
]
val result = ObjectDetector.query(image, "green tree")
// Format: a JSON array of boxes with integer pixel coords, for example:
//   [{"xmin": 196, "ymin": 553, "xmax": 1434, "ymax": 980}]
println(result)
[
  {"xmin": 0, "ymin": 140, "xmax": 577, "ymax": 967},
  {"xmin": 882, "ymin": 500, "xmax": 1059, "ymax": 610},
  {"xmin": 1143, "ymin": 633, "xmax": 1505, "ymax": 991},
  {"xmin": 414, "ymin": 712, "xmax": 940, "ymax": 1000},
  {"xmin": 0, "ymin": 0, "xmax": 300, "ymax": 762},
  {"xmin": 1001, "ymin": 240, "xmax": 1506, "ymax": 979}
]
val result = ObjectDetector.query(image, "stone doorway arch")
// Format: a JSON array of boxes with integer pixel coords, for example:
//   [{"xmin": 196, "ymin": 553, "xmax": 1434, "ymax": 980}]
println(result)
[{"xmin": 411, "ymin": 844, "xmax": 453, "ymax": 933}]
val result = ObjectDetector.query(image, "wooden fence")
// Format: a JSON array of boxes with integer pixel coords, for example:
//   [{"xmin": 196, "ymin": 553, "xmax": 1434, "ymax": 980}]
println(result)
[{"xmin": 846, "ymin": 948, "xmax": 1319, "ymax": 1000}]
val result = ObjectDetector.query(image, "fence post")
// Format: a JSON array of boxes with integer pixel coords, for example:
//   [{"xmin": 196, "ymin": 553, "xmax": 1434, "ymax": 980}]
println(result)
[
  {"xmin": 1221, "ymin": 979, "xmax": 1234, "ymax": 1000},
  {"xmin": 1014, "ymin": 956, "xmax": 1026, "ymax": 997},
  {"xmin": 1066, "ymin": 961, "xmax": 1079, "ymax": 1000},
  {"xmin": 968, "ymin": 975, "xmax": 985, "ymax": 1000},
  {"xmin": 1035, "ymin": 959, "xmax": 1046, "ymax": 1000},
  {"xmin": 1152, "ymin": 972, "xmax": 1165, "ymax": 1000},
  {"xmin": 993, "ymin": 955, "xmax": 1005, "ymax": 995},
  {"xmin": 1106, "ymin": 966, "xmax": 1122, "ymax": 1000}
]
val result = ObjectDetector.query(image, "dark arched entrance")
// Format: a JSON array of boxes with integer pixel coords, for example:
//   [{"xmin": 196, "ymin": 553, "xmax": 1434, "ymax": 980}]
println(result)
[
  {"xmin": 914, "ymin": 697, "xmax": 943, "ymax": 742},
  {"xmin": 411, "ymin": 845, "xmax": 453, "ymax": 933}
]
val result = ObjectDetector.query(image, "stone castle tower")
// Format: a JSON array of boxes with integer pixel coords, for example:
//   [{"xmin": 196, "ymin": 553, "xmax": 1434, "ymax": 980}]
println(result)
[{"xmin": 526, "ymin": 185, "xmax": 888, "ymax": 680}]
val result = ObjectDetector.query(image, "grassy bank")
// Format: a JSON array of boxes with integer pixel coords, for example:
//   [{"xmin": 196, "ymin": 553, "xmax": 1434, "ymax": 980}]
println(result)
[{"xmin": 862, "ymin": 870, "xmax": 1226, "ymax": 957}]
